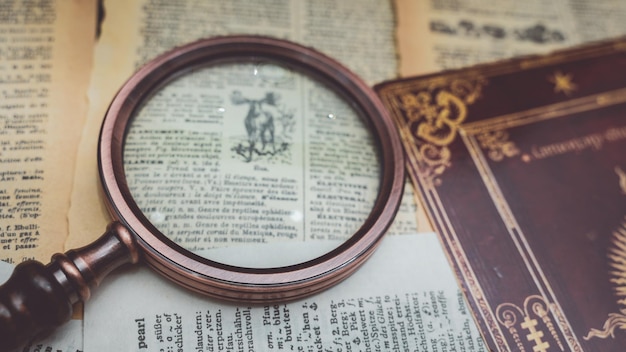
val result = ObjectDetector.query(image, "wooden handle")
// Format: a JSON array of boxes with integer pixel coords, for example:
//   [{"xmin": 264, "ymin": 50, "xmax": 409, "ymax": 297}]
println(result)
[{"xmin": 0, "ymin": 222, "xmax": 139, "ymax": 351}]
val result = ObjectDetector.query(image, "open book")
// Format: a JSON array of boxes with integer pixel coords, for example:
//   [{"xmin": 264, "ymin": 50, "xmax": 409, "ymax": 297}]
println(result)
[{"xmin": 2, "ymin": 0, "xmax": 626, "ymax": 351}]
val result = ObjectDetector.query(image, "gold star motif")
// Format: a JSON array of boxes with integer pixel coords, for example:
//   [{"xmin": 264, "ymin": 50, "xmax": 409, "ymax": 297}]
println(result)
[{"xmin": 549, "ymin": 71, "xmax": 577, "ymax": 96}]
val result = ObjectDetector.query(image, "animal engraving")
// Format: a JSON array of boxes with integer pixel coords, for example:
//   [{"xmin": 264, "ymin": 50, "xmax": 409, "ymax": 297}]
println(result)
[{"xmin": 231, "ymin": 91, "xmax": 290, "ymax": 162}]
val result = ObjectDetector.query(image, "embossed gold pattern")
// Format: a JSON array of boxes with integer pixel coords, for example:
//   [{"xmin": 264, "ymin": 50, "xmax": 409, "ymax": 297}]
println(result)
[
  {"xmin": 496, "ymin": 295, "xmax": 565, "ymax": 352},
  {"xmin": 476, "ymin": 130, "xmax": 520, "ymax": 162},
  {"xmin": 398, "ymin": 78, "xmax": 486, "ymax": 183},
  {"xmin": 496, "ymin": 304, "xmax": 526, "ymax": 352},
  {"xmin": 585, "ymin": 215, "xmax": 626, "ymax": 341}
]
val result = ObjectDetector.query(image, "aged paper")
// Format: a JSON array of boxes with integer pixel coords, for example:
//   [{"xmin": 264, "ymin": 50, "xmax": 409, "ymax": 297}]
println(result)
[
  {"xmin": 84, "ymin": 233, "xmax": 486, "ymax": 351},
  {"xmin": 396, "ymin": 0, "xmax": 626, "ymax": 76},
  {"xmin": 66, "ymin": 0, "xmax": 420, "ymax": 249},
  {"xmin": 0, "ymin": 0, "xmax": 95, "ymax": 263}
]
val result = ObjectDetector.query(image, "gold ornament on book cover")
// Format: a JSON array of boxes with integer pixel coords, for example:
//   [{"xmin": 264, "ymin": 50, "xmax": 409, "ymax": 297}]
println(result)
[
  {"xmin": 585, "ymin": 166, "xmax": 626, "ymax": 341},
  {"xmin": 398, "ymin": 77, "xmax": 486, "ymax": 184},
  {"xmin": 476, "ymin": 130, "xmax": 520, "ymax": 162},
  {"xmin": 496, "ymin": 295, "xmax": 565, "ymax": 352}
]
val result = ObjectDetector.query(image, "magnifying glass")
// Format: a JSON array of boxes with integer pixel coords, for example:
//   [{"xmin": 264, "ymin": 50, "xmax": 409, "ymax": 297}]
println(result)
[{"xmin": 0, "ymin": 36, "xmax": 404, "ymax": 350}]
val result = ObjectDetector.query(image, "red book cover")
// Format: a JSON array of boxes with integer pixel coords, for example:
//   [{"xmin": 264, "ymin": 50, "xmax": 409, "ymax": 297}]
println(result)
[{"xmin": 376, "ymin": 39, "xmax": 626, "ymax": 352}]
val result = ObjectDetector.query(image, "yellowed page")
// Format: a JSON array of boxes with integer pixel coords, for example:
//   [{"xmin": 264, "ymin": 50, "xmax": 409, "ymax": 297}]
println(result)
[
  {"xmin": 0, "ymin": 0, "xmax": 95, "ymax": 264},
  {"xmin": 67, "ymin": 0, "xmax": 422, "ymax": 248},
  {"xmin": 396, "ymin": 0, "xmax": 626, "ymax": 76},
  {"xmin": 395, "ymin": 0, "xmax": 437, "ymax": 77},
  {"xmin": 65, "ymin": 1, "xmax": 143, "ymax": 249}
]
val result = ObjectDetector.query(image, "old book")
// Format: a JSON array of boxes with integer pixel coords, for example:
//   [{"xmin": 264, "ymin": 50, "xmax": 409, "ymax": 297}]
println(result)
[{"xmin": 376, "ymin": 38, "xmax": 626, "ymax": 351}]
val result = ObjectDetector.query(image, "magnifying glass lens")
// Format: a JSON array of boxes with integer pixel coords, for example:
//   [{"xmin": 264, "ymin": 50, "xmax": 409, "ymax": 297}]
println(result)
[
  {"xmin": 123, "ymin": 61, "xmax": 381, "ymax": 268},
  {"xmin": 0, "ymin": 38, "xmax": 404, "ymax": 350}
]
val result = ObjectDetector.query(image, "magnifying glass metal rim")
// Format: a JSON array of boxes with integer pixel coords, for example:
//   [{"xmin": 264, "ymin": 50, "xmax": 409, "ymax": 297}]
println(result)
[{"xmin": 98, "ymin": 35, "xmax": 405, "ymax": 301}]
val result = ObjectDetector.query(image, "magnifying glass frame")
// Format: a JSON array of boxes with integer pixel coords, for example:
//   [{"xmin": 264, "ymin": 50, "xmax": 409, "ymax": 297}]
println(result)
[{"xmin": 99, "ymin": 35, "xmax": 405, "ymax": 302}]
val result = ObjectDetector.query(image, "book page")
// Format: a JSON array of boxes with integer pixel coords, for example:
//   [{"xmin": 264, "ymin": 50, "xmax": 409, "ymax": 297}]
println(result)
[
  {"xmin": 396, "ymin": 0, "xmax": 626, "ymax": 76},
  {"xmin": 84, "ymin": 233, "xmax": 486, "ymax": 351},
  {"xmin": 67, "ymin": 0, "xmax": 421, "ymax": 249},
  {"xmin": 0, "ymin": 0, "xmax": 95, "ymax": 264}
]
